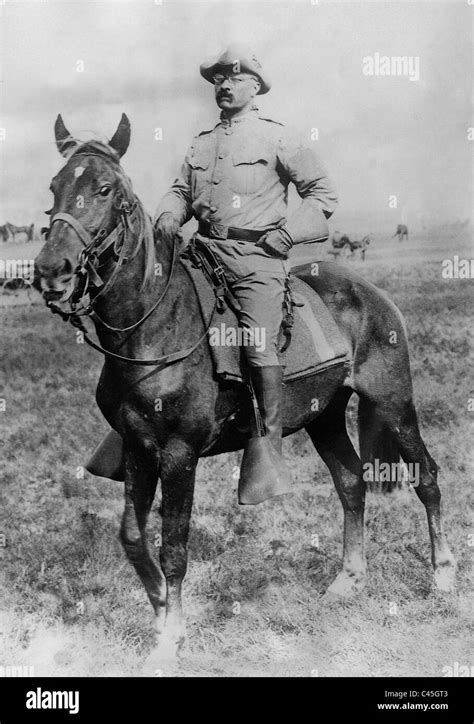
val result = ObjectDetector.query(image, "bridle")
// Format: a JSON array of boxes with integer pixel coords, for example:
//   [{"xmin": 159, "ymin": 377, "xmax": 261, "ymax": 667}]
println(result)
[
  {"xmin": 44, "ymin": 153, "xmax": 215, "ymax": 367},
  {"xmin": 47, "ymin": 195, "xmax": 137, "ymax": 311}
]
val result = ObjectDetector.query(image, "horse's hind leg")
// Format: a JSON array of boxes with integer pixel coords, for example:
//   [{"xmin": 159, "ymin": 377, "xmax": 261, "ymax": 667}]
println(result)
[
  {"xmin": 120, "ymin": 450, "xmax": 166, "ymax": 631},
  {"xmin": 306, "ymin": 390, "xmax": 366, "ymax": 598},
  {"xmin": 386, "ymin": 400, "xmax": 456, "ymax": 592}
]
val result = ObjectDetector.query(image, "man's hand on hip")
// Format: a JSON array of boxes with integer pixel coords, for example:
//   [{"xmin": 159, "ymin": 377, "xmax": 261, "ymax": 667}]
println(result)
[
  {"xmin": 154, "ymin": 212, "xmax": 179, "ymax": 243},
  {"xmin": 256, "ymin": 228, "xmax": 293, "ymax": 259}
]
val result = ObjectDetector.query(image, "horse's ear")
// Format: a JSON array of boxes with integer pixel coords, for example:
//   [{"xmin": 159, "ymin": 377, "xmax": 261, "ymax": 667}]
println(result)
[
  {"xmin": 109, "ymin": 114, "xmax": 131, "ymax": 157},
  {"xmin": 54, "ymin": 114, "xmax": 77, "ymax": 157}
]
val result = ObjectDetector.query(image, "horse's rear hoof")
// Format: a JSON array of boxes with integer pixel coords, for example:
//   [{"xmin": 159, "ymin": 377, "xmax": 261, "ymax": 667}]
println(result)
[
  {"xmin": 434, "ymin": 560, "xmax": 456, "ymax": 593},
  {"xmin": 324, "ymin": 571, "xmax": 366, "ymax": 600}
]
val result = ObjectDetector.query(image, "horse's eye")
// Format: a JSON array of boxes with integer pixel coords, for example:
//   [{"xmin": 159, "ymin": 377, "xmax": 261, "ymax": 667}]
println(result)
[{"xmin": 99, "ymin": 185, "xmax": 112, "ymax": 197}]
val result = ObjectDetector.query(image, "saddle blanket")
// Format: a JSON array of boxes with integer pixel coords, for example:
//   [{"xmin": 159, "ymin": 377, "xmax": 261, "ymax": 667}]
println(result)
[{"xmin": 181, "ymin": 258, "xmax": 349, "ymax": 384}]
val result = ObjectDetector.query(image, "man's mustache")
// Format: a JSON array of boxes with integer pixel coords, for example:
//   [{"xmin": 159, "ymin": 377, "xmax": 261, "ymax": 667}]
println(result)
[{"xmin": 217, "ymin": 92, "xmax": 233, "ymax": 100}]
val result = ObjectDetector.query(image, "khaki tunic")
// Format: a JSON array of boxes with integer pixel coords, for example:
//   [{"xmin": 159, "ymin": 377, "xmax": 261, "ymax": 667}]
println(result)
[{"xmin": 155, "ymin": 108, "xmax": 337, "ymax": 365}]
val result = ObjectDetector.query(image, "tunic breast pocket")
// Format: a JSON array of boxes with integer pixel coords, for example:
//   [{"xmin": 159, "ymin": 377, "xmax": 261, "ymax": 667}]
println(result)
[
  {"xmin": 189, "ymin": 150, "xmax": 211, "ymax": 196},
  {"xmin": 231, "ymin": 149, "xmax": 270, "ymax": 195}
]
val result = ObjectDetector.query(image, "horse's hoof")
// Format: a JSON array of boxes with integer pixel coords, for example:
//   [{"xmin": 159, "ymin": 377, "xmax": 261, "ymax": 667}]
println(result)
[
  {"xmin": 434, "ymin": 561, "xmax": 456, "ymax": 593},
  {"xmin": 324, "ymin": 571, "xmax": 366, "ymax": 600},
  {"xmin": 142, "ymin": 634, "xmax": 184, "ymax": 676},
  {"xmin": 142, "ymin": 651, "xmax": 178, "ymax": 677}
]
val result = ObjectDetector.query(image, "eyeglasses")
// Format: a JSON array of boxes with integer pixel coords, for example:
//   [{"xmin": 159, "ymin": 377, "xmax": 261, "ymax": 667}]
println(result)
[{"xmin": 212, "ymin": 74, "xmax": 257, "ymax": 86}]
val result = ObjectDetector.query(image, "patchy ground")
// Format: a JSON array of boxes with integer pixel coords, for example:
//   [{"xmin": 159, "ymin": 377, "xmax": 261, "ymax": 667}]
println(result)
[{"xmin": 0, "ymin": 228, "xmax": 472, "ymax": 676}]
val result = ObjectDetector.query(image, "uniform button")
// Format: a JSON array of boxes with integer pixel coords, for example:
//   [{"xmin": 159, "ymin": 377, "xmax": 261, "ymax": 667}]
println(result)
[
  {"xmin": 218, "ymin": 152, "xmax": 226, "ymax": 159},
  {"xmin": 210, "ymin": 206, "xmax": 217, "ymax": 213},
  {"xmin": 213, "ymin": 178, "xmax": 220, "ymax": 184},
  {"xmin": 225, "ymin": 129, "xmax": 232, "ymax": 135}
]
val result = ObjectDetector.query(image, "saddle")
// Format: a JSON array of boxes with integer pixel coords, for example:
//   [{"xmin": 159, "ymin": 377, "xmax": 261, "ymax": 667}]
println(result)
[{"xmin": 181, "ymin": 237, "xmax": 349, "ymax": 384}]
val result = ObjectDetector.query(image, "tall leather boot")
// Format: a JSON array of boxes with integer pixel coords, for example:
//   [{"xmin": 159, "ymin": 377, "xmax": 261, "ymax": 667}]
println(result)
[{"xmin": 238, "ymin": 365, "xmax": 292, "ymax": 505}]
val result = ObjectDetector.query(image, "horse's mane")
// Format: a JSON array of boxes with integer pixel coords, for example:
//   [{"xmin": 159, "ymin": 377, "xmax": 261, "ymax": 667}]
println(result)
[{"xmin": 68, "ymin": 140, "xmax": 157, "ymax": 290}]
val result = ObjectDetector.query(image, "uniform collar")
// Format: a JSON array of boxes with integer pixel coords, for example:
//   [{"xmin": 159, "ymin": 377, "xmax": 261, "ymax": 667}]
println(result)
[{"xmin": 219, "ymin": 106, "xmax": 259, "ymax": 127}]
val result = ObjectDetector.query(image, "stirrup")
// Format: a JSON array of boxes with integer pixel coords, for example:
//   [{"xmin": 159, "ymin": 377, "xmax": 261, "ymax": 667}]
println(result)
[
  {"xmin": 238, "ymin": 436, "xmax": 291, "ymax": 505},
  {"xmin": 85, "ymin": 429, "xmax": 124, "ymax": 481}
]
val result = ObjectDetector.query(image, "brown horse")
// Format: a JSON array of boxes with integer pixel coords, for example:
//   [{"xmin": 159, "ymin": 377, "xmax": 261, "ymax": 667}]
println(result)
[
  {"xmin": 394, "ymin": 224, "xmax": 409, "ymax": 242},
  {"xmin": 6, "ymin": 222, "xmax": 35, "ymax": 242},
  {"xmin": 35, "ymin": 114, "xmax": 455, "ymax": 660}
]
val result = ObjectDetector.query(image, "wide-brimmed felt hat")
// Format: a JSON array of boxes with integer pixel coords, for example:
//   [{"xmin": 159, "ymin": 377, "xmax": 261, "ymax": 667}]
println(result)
[{"xmin": 200, "ymin": 43, "xmax": 271, "ymax": 94}]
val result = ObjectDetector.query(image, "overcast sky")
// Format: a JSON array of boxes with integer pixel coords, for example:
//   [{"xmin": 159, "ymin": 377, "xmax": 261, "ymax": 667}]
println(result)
[{"xmin": 0, "ymin": 0, "xmax": 472, "ymax": 236}]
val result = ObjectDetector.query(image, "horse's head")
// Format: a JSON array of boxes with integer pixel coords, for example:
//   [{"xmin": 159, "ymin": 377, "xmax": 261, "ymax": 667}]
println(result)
[{"xmin": 36, "ymin": 114, "xmax": 132, "ymax": 302}]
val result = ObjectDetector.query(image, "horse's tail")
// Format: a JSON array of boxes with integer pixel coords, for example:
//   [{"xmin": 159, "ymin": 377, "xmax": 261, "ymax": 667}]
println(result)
[{"xmin": 358, "ymin": 398, "xmax": 402, "ymax": 493}]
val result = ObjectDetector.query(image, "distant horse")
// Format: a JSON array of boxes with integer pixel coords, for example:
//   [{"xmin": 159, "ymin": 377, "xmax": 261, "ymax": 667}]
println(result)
[
  {"xmin": 6, "ymin": 222, "xmax": 34, "ymax": 242},
  {"xmin": 36, "ymin": 114, "xmax": 455, "ymax": 659},
  {"xmin": 1, "ymin": 277, "xmax": 34, "ymax": 302},
  {"xmin": 394, "ymin": 224, "xmax": 408, "ymax": 242}
]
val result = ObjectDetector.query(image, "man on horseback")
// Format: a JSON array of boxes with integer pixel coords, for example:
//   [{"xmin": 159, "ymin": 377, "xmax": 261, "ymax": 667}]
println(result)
[{"xmin": 154, "ymin": 44, "xmax": 338, "ymax": 502}]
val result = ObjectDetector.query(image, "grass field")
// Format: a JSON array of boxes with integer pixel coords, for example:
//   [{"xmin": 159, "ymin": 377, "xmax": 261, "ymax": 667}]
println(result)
[{"xmin": 0, "ymin": 229, "xmax": 472, "ymax": 677}]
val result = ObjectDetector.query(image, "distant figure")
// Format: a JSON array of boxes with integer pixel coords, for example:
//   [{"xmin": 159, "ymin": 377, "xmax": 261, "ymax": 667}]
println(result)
[
  {"xmin": 6, "ymin": 222, "xmax": 35, "ymax": 242},
  {"xmin": 0, "ymin": 224, "xmax": 12, "ymax": 243},
  {"xmin": 394, "ymin": 224, "xmax": 408, "ymax": 242},
  {"xmin": 358, "ymin": 233, "xmax": 372, "ymax": 261}
]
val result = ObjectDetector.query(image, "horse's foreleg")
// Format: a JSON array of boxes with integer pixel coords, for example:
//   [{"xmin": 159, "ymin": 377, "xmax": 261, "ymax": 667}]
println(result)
[
  {"xmin": 120, "ymin": 451, "xmax": 166, "ymax": 628},
  {"xmin": 306, "ymin": 392, "xmax": 366, "ymax": 598},
  {"xmin": 157, "ymin": 439, "xmax": 196, "ymax": 655}
]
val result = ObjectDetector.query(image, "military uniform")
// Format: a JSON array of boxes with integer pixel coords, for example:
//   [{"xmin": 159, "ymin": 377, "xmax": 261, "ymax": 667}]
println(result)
[
  {"xmin": 154, "ymin": 43, "xmax": 338, "ymax": 504},
  {"xmin": 155, "ymin": 107, "xmax": 337, "ymax": 364}
]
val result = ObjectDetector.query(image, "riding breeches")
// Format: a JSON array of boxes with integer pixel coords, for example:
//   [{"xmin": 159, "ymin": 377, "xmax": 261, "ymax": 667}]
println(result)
[{"xmin": 196, "ymin": 234, "xmax": 290, "ymax": 366}]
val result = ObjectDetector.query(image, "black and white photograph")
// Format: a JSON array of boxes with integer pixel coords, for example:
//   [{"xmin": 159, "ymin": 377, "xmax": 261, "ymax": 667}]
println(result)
[{"xmin": 0, "ymin": 0, "xmax": 472, "ymax": 708}]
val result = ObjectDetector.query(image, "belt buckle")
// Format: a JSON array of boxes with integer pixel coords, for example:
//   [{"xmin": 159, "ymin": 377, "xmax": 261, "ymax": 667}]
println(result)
[
  {"xmin": 209, "ymin": 222, "xmax": 228, "ymax": 240},
  {"xmin": 214, "ymin": 264, "xmax": 225, "ymax": 279}
]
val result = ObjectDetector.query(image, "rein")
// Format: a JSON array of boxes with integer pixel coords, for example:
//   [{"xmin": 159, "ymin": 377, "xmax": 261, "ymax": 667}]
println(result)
[
  {"xmin": 64, "ymin": 311, "xmax": 214, "ymax": 368},
  {"xmin": 45, "ymin": 181, "xmax": 215, "ymax": 366}
]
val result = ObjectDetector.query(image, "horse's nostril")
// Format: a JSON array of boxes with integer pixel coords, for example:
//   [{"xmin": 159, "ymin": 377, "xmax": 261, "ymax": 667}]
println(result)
[{"xmin": 61, "ymin": 258, "xmax": 73, "ymax": 276}]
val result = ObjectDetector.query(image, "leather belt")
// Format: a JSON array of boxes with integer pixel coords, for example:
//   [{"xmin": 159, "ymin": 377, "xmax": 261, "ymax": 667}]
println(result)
[{"xmin": 198, "ymin": 219, "xmax": 264, "ymax": 242}]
